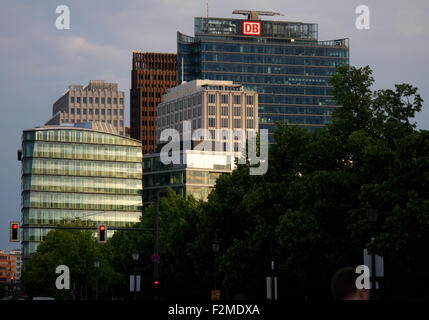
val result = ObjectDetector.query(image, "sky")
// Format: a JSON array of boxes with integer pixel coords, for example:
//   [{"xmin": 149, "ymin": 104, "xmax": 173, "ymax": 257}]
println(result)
[{"xmin": 0, "ymin": 0, "xmax": 428, "ymax": 250}]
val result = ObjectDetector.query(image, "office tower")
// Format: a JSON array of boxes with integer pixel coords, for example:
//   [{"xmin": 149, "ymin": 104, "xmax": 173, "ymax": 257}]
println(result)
[
  {"xmin": 156, "ymin": 79, "xmax": 258, "ymax": 152},
  {"xmin": 178, "ymin": 10, "xmax": 350, "ymax": 141},
  {"xmin": 130, "ymin": 51, "xmax": 178, "ymax": 154},
  {"xmin": 143, "ymin": 79, "xmax": 259, "ymax": 205},
  {"xmin": 19, "ymin": 124, "xmax": 142, "ymax": 260},
  {"xmin": 45, "ymin": 80, "xmax": 125, "ymax": 136}
]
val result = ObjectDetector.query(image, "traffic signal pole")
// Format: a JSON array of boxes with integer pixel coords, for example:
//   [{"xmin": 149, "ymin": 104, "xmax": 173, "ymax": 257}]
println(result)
[
  {"xmin": 153, "ymin": 188, "xmax": 167, "ymax": 299},
  {"xmin": 153, "ymin": 191, "xmax": 160, "ymax": 299},
  {"xmin": 22, "ymin": 225, "xmax": 154, "ymax": 231}
]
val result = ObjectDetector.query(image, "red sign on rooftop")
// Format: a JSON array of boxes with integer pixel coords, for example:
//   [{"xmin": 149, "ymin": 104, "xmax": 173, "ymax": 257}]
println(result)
[{"xmin": 243, "ymin": 21, "xmax": 261, "ymax": 36}]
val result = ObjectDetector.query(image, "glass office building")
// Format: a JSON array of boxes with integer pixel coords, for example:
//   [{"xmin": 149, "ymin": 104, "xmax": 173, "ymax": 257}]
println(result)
[
  {"xmin": 20, "ymin": 126, "xmax": 143, "ymax": 259},
  {"xmin": 178, "ymin": 14, "xmax": 349, "ymax": 141},
  {"xmin": 143, "ymin": 150, "xmax": 235, "ymax": 205}
]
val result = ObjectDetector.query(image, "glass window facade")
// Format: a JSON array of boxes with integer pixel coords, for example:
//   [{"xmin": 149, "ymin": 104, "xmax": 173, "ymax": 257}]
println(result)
[
  {"xmin": 142, "ymin": 153, "xmax": 231, "ymax": 205},
  {"xmin": 21, "ymin": 128, "xmax": 143, "ymax": 259},
  {"xmin": 178, "ymin": 17, "xmax": 349, "ymax": 141}
]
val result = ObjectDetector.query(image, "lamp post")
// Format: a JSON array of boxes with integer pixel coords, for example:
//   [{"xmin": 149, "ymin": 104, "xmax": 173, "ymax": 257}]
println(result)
[
  {"xmin": 366, "ymin": 207, "xmax": 378, "ymax": 297},
  {"xmin": 212, "ymin": 238, "xmax": 220, "ymax": 295},
  {"xmin": 94, "ymin": 259, "xmax": 100, "ymax": 301},
  {"xmin": 132, "ymin": 249, "xmax": 139, "ymax": 300}
]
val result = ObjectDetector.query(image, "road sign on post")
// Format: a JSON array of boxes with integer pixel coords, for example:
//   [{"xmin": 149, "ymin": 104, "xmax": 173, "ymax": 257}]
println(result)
[
  {"xmin": 151, "ymin": 253, "xmax": 160, "ymax": 263},
  {"xmin": 363, "ymin": 249, "xmax": 384, "ymax": 277},
  {"xmin": 130, "ymin": 275, "xmax": 141, "ymax": 292},
  {"xmin": 266, "ymin": 277, "xmax": 278, "ymax": 300},
  {"xmin": 363, "ymin": 249, "xmax": 384, "ymax": 289}
]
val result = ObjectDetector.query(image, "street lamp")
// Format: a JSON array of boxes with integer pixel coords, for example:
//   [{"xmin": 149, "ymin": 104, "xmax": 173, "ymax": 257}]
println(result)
[
  {"xmin": 212, "ymin": 238, "xmax": 220, "ymax": 296},
  {"xmin": 132, "ymin": 249, "xmax": 139, "ymax": 300},
  {"xmin": 366, "ymin": 207, "xmax": 378, "ymax": 297},
  {"xmin": 94, "ymin": 258, "xmax": 100, "ymax": 301}
]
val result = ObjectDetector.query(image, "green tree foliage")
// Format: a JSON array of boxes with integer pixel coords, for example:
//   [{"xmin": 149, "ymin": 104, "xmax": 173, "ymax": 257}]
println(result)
[
  {"xmin": 107, "ymin": 190, "xmax": 206, "ymax": 300},
  {"xmin": 24, "ymin": 65, "xmax": 427, "ymax": 300},
  {"xmin": 192, "ymin": 64, "xmax": 428, "ymax": 299},
  {"xmin": 21, "ymin": 222, "xmax": 120, "ymax": 300},
  {"xmin": 104, "ymin": 65, "xmax": 427, "ymax": 300}
]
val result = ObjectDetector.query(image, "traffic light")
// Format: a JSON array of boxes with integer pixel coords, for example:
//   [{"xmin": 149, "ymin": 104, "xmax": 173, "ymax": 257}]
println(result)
[
  {"xmin": 98, "ymin": 224, "xmax": 107, "ymax": 243},
  {"xmin": 8, "ymin": 277, "xmax": 15, "ymax": 297},
  {"xmin": 10, "ymin": 222, "xmax": 19, "ymax": 242},
  {"xmin": 153, "ymin": 279, "xmax": 161, "ymax": 300}
]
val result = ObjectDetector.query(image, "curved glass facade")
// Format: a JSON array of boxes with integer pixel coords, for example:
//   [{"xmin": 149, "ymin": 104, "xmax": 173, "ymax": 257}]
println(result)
[{"xmin": 21, "ymin": 128, "xmax": 143, "ymax": 259}]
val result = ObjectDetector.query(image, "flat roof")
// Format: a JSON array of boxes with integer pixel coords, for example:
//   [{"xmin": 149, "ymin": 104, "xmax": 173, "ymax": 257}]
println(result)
[{"xmin": 23, "ymin": 125, "xmax": 142, "ymax": 144}]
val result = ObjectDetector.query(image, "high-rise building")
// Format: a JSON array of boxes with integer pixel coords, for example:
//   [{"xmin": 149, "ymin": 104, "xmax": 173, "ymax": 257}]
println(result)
[
  {"xmin": 45, "ymin": 80, "xmax": 125, "ymax": 136},
  {"xmin": 130, "ymin": 52, "xmax": 178, "ymax": 154},
  {"xmin": 156, "ymin": 79, "xmax": 258, "ymax": 152},
  {"xmin": 19, "ymin": 124, "xmax": 142, "ymax": 259},
  {"xmin": 143, "ymin": 79, "xmax": 259, "ymax": 205},
  {"xmin": 177, "ymin": 10, "xmax": 350, "ymax": 141}
]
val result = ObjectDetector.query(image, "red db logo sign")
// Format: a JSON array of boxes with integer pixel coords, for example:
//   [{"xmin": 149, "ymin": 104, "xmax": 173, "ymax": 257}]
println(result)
[{"xmin": 243, "ymin": 21, "xmax": 261, "ymax": 35}]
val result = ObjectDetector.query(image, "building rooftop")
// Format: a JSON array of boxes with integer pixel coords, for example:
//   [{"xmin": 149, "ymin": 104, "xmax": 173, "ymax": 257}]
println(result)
[
  {"xmin": 163, "ymin": 79, "xmax": 254, "ymax": 102},
  {"xmin": 82, "ymin": 80, "xmax": 118, "ymax": 91},
  {"xmin": 194, "ymin": 16, "xmax": 318, "ymax": 40},
  {"xmin": 27, "ymin": 123, "xmax": 141, "ymax": 143}
]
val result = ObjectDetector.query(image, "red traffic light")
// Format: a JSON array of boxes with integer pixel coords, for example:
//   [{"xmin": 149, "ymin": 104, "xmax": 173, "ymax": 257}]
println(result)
[
  {"xmin": 154, "ymin": 280, "xmax": 159, "ymax": 285},
  {"xmin": 98, "ymin": 224, "xmax": 107, "ymax": 243},
  {"xmin": 10, "ymin": 222, "xmax": 20, "ymax": 242}
]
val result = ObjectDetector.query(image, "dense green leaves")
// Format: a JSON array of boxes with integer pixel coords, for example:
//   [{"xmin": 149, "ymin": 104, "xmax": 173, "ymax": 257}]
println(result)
[
  {"xmin": 22, "ymin": 65, "xmax": 428, "ymax": 300},
  {"xmin": 21, "ymin": 222, "xmax": 120, "ymax": 300}
]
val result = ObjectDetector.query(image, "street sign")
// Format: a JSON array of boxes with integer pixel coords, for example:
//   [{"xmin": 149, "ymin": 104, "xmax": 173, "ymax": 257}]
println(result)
[
  {"xmin": 130, "ymin": 275, "xmax": 141, "ymax": 292},
  {"xmin": 151, "ymin": 253, "xmax": 160, "ymax": 263},
  {"xmin": 266, "ymin": 277, "xmax": 278, "ymax": 300},
  {"xmin": 211, "ymin": 289, "xmax": 221, "ymax": 300},
  {"xmin": 363, "ymin": 249, "xmax": 384, "ymax": 277}
]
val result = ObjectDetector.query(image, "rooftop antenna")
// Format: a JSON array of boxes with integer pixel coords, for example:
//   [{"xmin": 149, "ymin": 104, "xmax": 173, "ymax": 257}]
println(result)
[
  {"xmin": 232, "ymin": 10, "xmax": 283, "ymax": 20},
  {"xmin": 181, "ymin": 56, "xmax": 184, "ymax": 83}
]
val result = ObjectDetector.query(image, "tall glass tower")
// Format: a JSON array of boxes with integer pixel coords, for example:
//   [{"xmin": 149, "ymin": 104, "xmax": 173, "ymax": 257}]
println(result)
[{"xmin": 178, "ymin": 11, "xmax": 349, "ymax": 141}]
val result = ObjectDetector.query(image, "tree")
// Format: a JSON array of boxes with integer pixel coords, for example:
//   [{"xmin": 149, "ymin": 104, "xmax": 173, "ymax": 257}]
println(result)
[
  {"xmin": 107, "ymin": 189, "xmax": 205, "ymax": 300},
  {"xmin": 60, "ymin": 64, "xmax": 426, "ymax": 300},
  {"xmin": 188, "ymin": 64, "xmax": 428, "ymax": 300},
  {"xmin": 21, "ymin": 222, "xmax": 120, "ymax": 300}
]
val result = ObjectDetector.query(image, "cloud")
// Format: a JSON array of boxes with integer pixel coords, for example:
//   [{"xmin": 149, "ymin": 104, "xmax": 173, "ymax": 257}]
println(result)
[{"xmin": 55, "ymin": 35, "xmax": 128, "ymax": 63}]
